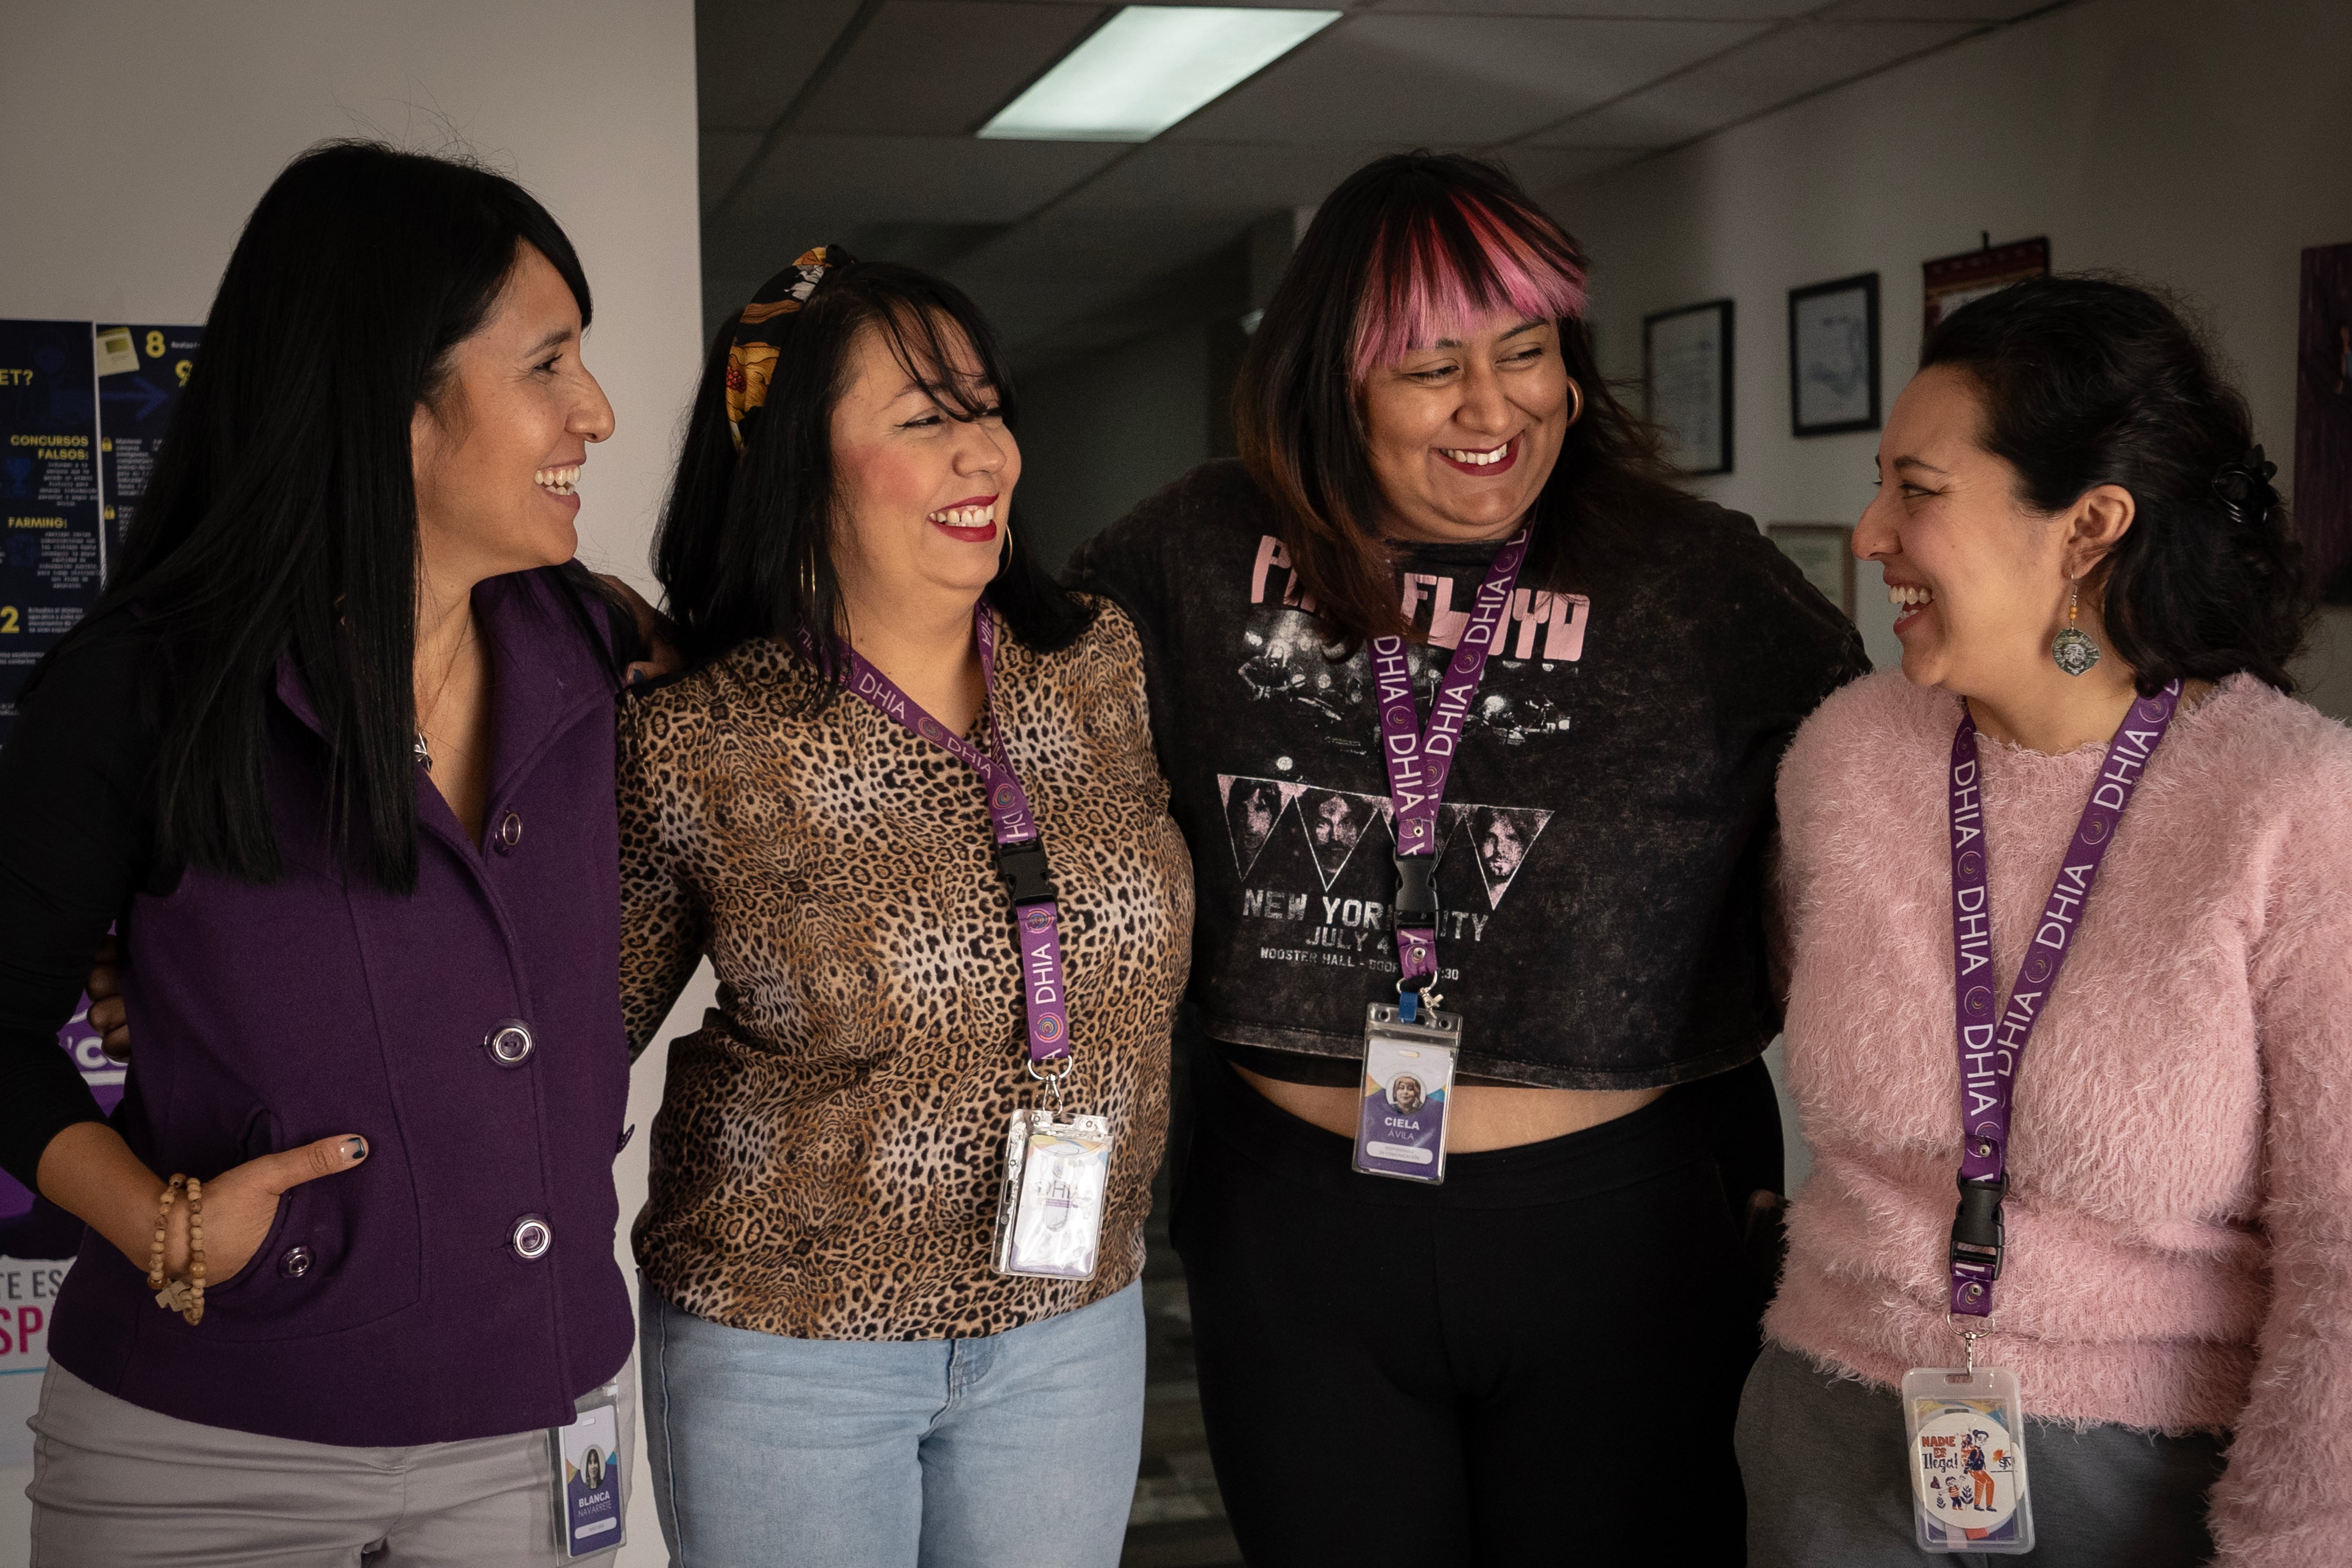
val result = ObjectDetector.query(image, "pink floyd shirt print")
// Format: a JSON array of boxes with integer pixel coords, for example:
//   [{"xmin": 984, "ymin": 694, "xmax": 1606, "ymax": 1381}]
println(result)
[{"xmin": 1065, "ymin": 459, "xmax": 1867, "ymax": 1090}]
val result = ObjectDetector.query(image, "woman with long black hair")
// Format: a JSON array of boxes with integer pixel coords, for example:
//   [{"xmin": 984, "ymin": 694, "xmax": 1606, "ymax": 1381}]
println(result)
[
  {"xmin": 620, "ymin": 251, "xmax": 1192, "ymax": 1566},
  {"xmin": 1, "ymin": 142, "xmax": 644, "ymax": 1562},
  {"xmin": 1067, "ymin": 151, "xmax": 1866, "ymax": 1563}
]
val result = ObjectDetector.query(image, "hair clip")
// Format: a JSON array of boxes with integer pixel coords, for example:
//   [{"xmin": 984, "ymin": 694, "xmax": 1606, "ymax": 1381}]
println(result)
[{"xmin": 2211, "ymin": 446, "xmax": 2279, "ymax": 525}]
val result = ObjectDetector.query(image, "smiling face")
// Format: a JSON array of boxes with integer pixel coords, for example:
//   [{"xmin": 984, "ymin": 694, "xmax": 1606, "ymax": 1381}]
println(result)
[
  {"xmin": 828, "ymin": 314, "xmax": 1018, "ymax": 617},
  {"xmin": 1359, "ymin": 306, "xmax": 1575, "ymax": 544},
  {"xmin": 409, "ymin": 243, "xmax": 613, "ymax": 589},
  {"xmin": 1857, "ymin": 364, "xmax": 2112, "ymax": 699}
]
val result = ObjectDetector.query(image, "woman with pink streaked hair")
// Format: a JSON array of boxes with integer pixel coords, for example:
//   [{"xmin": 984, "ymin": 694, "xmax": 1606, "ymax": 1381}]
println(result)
[{"xmin": 1069, "ymin": 151, "xmax": 1864, "ymax": 1561}]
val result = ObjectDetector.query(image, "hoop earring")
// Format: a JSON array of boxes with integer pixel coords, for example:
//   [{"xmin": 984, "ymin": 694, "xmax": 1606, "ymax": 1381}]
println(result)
[
  {"xmin": 2051, "ymin": 580, "xmax": 2100, "ymax": 676},
  {"xmin": 1564, "ymin": 376, "xmax": 1586, "ymax": 430},
  {"xmin": 998, "ymin": 514, "xmax": 1013, "ymax": 572}
]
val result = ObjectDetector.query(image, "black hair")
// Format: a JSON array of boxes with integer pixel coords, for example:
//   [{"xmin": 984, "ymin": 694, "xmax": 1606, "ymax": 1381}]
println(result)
[
  {"xmin": 46, "ymin": 140, "xmax": 594, "ymax": 892},
  {"xmin": 1922, "ymin": 275, "xmax": 2310, "ymax": 694},
  {"xmin": 1235, "ymin": 150, "xmax": 1685, "ymax": 643},
  {"xmin": 655, "ymin": 260, "xmax": 1091, "ymax": 684}
]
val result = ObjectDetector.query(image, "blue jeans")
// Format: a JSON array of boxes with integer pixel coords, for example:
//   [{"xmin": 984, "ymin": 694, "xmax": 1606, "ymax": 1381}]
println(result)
[{"xmin": 638, "ymin": 1276, "xmax": 1145, "ymax": 1568}]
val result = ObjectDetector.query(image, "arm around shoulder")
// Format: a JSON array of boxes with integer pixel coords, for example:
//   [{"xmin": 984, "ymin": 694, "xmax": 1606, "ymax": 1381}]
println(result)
[{"xmin": 616, "ymin": 688, "xmax": 712, "ymax": 1060}]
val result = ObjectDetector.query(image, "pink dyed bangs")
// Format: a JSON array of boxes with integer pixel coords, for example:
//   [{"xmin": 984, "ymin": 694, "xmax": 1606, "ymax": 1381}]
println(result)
[{"xmin": 1350, "ymin": 192, "xmax": 1589, "ymax": 380}]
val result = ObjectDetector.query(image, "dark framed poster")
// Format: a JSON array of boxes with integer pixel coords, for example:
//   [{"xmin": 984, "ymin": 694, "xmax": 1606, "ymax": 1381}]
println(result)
[
  {"xmin": 0, "ymin": 319, "xmax": 104, "ymax": 741},
  {"xmin": 1922, "ymin": 237, "xmax": 2049, "ymax": 343},
  {"xmin": 1644, "ymin": 298, "xmax": 1734, "ymax": 476},
  {"xmin": 1788, "ymin": 273, "xmax": 1880, "ymax": 438},
  {"xmin": 2296, "ymin": 243, "xmax": 2352, "ymax": 602},
  {"xmin": 96, "ymin": 324, "xmax": 201, "ymax": 550},
  {"xmin": 0, "ymin": 319, "xmax": 199, "ymax": 744}
]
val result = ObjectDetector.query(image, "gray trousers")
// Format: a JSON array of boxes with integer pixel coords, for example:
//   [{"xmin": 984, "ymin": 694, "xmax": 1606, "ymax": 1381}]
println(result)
[
  {"xmin": 1739, "ymin": 1343, "xmax": 2224, "ymax": 1568},
  {"xmin": 27, "ymin": 1359, "xmax": 633, "ymax": 1567}
]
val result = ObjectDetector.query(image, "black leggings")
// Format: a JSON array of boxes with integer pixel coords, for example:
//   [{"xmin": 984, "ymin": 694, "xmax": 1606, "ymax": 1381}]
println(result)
[{"xmin": 1172, "ymin": 1043, "xmax": 1767, "ymax": 1567}]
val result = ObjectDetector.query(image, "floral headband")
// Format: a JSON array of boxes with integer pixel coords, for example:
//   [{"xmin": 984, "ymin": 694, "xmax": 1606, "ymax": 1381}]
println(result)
[{"xmin": 724, "ymin": 245, "xmax": 857, "ymax": 454}]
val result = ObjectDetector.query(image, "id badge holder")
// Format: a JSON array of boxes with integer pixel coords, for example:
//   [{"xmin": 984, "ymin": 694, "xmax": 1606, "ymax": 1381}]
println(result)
[
  {"xmin": 1902, "ymin": 1362, "xmax": 2034, "ymax": 1553},
  {"xmin": 992, "ymin": 1108, "xmax": 1115, "ymax": 1280},
  {"xmin": 549, "ymin": 1377, "xmax": 626, "ymax": 1557},
  {"xmin": 1353, "ymin": 1001, "xmax": 1461, "ymax": 1184}
]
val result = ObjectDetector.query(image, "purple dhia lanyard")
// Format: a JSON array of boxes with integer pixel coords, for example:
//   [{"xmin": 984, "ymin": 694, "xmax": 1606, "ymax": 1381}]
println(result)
[
  {"xmin": 1372, "ymin": 531, "xmax": 1527, "ymax": 1020},
  {"xmin": 798, "ymin": 602, "xmax": 1072, "ymax": 1072},
  {"xmin": 1945, "ymin": 680, "xmax": 2180, "ymax": 1318}
]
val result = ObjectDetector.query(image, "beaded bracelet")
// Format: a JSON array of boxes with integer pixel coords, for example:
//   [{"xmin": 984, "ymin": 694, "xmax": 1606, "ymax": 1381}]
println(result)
[{"xmin": 145, "ymin": 1174, "xmax": 207, "ymax": 1326}]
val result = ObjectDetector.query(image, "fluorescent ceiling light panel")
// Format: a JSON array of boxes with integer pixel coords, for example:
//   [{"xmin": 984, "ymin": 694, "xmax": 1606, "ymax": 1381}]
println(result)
[{"xmin": 979, "ymin": 6, "xmax": 1340, "ymax": 143}]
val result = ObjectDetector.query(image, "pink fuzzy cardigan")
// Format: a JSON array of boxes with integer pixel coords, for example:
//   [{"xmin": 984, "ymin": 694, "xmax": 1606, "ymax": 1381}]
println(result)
[{"xmin": 1767, "ymin": 670, "xmax": 2352, "ymax": 1566}]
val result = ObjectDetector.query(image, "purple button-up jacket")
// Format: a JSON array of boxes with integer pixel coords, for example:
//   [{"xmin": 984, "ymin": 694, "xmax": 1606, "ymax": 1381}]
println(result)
[{"xmin": 48, "ymin": 568, "xmax": 635, "ymax": 1446}]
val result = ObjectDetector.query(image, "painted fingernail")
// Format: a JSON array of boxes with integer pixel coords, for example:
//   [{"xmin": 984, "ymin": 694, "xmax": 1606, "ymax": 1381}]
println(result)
[
  {"xmin": 346, "ymin": 1137, "xmax": 368, "ymax": 1160},
  {"xmin": 627, "ymin": 668, "xmax": 646, "ymax": 686}
]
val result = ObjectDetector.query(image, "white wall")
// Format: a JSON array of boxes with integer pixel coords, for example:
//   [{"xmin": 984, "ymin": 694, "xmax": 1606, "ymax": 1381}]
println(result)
[
  {"xmin": 0, "ymin": 5, "xmax": 705, "ymax": 1563},
  {"xmin": 1547, "ymin": 0, "xmax": 2352, "ymax": 712}
]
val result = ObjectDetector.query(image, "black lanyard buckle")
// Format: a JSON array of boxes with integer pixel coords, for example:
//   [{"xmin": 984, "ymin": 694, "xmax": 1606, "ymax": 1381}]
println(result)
[
  {"xmin": 996, "ymin": 837, "xmax": 1058, "ymax": 907},
  {"xmin": 1392, "ymin": 853, "xmax": 1439, "ymax": 930},
  {"xmin": 1948, "ymin": 1174, "xmax": 2007, "ymax": 1278}
]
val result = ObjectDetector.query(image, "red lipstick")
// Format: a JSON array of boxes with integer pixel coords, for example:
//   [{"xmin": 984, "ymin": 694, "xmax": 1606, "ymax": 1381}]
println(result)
[{"xmin": 929, "ymin": 493, "xmax": 1000, "ymax": 544}]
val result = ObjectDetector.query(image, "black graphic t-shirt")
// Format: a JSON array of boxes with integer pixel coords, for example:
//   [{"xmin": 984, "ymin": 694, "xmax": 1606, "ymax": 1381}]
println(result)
[{"xmin": 1065, "ymin": 459, "xmax": 1867, "ymax": 1090}]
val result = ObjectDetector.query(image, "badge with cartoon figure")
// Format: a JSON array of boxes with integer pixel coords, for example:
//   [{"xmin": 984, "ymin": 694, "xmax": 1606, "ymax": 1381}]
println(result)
[{"xmin": 1901, "ymin": 1365, "xmax": 2034, "ymax": 1553}]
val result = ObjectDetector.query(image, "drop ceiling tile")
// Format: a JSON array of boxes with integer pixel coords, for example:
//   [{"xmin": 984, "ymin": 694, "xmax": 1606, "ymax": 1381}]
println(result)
[
  {"xmin": 1529, "ymin": 18, "xmax": 1971, "ymax": 146},
  {"xmin": 1057, "ymin": 140, "xmax": 1414, "ymax": 219},
  {"xmin": 726, "ymin": 134, "xmax": 1125, "ymax": 226},
  {"xmin": 1493, "ymin": 145, "xmax": 1648, "ymax": 194},
  {"xmin": 1817, "ymin": 0, "xmax": 2044, "ymax": 17},
  {"xmin": 947, "ymin": 206, "xmax": 1248, "ymax": 345},
  {"xmin": 700, "ymin": 131, "xmax": 763, "ymax": 214},
  {"xmin": 1372, "ymin": 0, "xmax": 1806, "ymax": 16},
  {"xmin": 696, "ymin": 0, "xmax": 864, "ymax": 130},
  {"xmin": 1168, "ymin": 15, "xmax": 1765, "ymax": 145},
  {"xmin": 794, "ymin": 1, "xmax": 1106, "ymax": 136}
]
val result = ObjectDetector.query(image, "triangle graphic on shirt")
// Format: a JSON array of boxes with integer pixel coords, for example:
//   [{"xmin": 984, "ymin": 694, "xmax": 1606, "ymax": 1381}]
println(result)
[
  {"xmin": 1218, "ymin": 775, "xmax": 1306, "ymax": 880},
  {"xmin": 1460, "ymin": 804, "xmax": 1554, "ymax": 910},
  {"xmin": 1296, "ymin": 788, "xmax": 1392, "ymax": 890}
]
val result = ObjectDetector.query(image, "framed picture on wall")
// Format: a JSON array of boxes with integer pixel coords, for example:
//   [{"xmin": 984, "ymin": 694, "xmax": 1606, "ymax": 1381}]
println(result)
[
  {"xmin": 1644, "ymin": 298, "xmax": 1733, "ymax": 476},
  {"xmin": 1766, "ymin": 523, "xmax": 1856, "ymax": 620},
  {"xmin": 1788, "ymin": 273, "xmax": 1879, "ymax": 438},
  {"xmin": 1921, "ymin": 236, "xmax": 2049, "ymax": 343}
]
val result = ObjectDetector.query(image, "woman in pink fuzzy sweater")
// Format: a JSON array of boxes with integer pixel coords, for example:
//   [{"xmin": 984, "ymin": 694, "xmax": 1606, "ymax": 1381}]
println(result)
[{"xmin": 1743, "ymin": 276, "xmax": 2347, "ymax": 1567}]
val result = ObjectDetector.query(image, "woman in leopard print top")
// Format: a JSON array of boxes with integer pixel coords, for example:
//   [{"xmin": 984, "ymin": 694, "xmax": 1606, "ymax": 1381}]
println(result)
[{"xmin": 619, "ymin": 252, "xmax": 1192, "ymax": 1565}]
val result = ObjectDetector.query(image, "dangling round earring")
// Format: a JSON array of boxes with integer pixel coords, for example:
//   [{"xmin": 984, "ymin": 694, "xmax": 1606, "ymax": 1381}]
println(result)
[
  {"xmin": 2051, "ymin": 580, "xmax": 2100, "ymax": 676},
  {"xmin": 997, "ymin": 513, "xmax": 1013, "ymax": 572}
]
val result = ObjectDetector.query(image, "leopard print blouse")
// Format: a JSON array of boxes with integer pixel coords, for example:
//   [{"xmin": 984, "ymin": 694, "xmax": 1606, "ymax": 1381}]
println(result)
[{"xmin": 618, "ymin": 600, "xmax": 1193, "ymax": 1340}]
